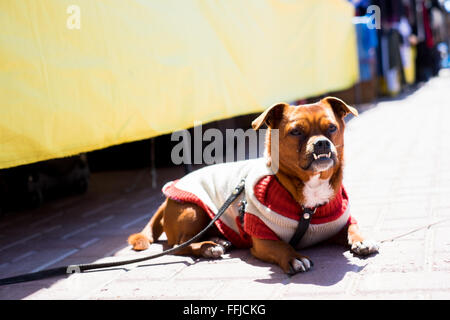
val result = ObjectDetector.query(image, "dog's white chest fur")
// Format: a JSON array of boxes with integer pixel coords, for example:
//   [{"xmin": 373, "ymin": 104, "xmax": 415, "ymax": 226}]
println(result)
[{"xmin": 302, "ymin": 175, "xmax": 334, "ymax": 208}]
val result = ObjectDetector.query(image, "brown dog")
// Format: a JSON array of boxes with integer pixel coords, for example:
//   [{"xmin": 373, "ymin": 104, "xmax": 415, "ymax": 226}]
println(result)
[{"xmin": 128, "ymin": 97, "xmax": 378, "ymax": 274}]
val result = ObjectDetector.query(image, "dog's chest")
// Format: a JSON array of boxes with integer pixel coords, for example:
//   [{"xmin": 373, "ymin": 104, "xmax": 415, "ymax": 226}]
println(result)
[{"xmin": 302, "ymin": 175, "xmax": 334, "ymax": 208}]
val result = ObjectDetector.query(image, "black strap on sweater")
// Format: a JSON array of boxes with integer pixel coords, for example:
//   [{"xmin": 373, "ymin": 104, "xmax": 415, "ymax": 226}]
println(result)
[
  {"xmin": 237, "ymin": 195, "xmax": 316, "ymax": 249},
  {"xmin": 289, "ymin": 206, "xmax": 317, "ymax": 248},
  {"xmin": 0, "ymin": 179, "xmax": 246, "ymax": 286}
]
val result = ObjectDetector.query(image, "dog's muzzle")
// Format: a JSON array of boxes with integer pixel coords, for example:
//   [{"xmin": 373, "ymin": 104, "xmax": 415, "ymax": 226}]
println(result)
[{"xmin": 307, "ymin": 137, "xmax": 337, "ymax": 172}]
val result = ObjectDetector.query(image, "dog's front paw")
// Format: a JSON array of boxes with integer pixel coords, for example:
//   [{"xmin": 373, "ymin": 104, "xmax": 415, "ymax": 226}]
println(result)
[
  {"xmin": 283, "ymin": 256, "xmax": 313, "ymax": 275},
  {"xmin": 290, "ymin": 257, "xmax": 313, "ymax": 274},
  {"xmin": 351, "ymin": 239, "xmax": 379, "ymax": 256}
]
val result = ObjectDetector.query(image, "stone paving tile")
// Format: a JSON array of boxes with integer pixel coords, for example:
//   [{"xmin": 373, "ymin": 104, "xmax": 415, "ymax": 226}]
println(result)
[
  {"xmin": 91, "ymin": 278, "xmax": 225, "ymax": 300},
  {"xmin": 355, "ymin": 271, "xmax": 450, "ymax": 296},
  {"xmin": 25, "ymin": 266, "xmax": 126, "ymax": 300},
  {"xmin": 172, "ymin": 256, "xmax": 284, "ymax": 283}
]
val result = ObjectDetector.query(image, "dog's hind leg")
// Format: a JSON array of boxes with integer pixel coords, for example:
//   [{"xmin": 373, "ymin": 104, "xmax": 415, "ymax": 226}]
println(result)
[
  {"xmin": 128, "ymin": 199, "xmax": 166, "ymax": 251},
  {"xmin": 164, "ymin": 199, "xmax": 228, "ymax": 259}
]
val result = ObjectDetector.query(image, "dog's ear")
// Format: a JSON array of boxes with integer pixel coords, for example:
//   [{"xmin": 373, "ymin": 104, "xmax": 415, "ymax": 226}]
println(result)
[
  {"xmin": 252, "ymin": 102, "xmax": 289, "ymax": 130},
  {"xmin": 322, "ymin": 96, "xmax": 358, "ymax": 118}
]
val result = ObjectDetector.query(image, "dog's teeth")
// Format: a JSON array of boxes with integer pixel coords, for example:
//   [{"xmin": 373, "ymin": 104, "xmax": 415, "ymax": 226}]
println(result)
[{"xmin": 314, "ymin": 153, "xmax": 332, "ymax": 160}]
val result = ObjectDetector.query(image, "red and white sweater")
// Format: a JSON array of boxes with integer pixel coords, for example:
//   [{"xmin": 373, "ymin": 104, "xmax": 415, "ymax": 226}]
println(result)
[{"xmin": 162, "ymin": 158, "xmax": 355, "ymax": 249}]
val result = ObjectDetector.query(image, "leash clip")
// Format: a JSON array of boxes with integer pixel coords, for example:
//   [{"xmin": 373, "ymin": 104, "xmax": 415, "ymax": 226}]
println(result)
[
  {"xmin": 301, "ymin": 206, "xmax": 317, "ymax": 220},
  {"xmin": 233, "ymin": 179, "xmax": 246, "ymax": 195},
  {"xmin": 66, "ymin": 265, "xmax": 81, "ymax": 274}
]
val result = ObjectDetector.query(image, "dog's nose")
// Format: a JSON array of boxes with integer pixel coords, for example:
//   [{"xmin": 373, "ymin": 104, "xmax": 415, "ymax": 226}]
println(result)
[{"xmin": 313, "ymin": 138, "xmax": 331, "ymax": 155}]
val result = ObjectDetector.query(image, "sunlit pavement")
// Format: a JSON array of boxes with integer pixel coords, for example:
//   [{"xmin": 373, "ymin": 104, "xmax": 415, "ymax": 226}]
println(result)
[{"xmin": 1, "ymin": 70, "xmax": 450, "ymax": 299}]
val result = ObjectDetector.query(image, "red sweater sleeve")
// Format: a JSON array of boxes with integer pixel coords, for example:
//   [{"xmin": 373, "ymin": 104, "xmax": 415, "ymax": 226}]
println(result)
[{"xmin": 243, "ymin": 213, "xmax": 280, "ymax": 241}]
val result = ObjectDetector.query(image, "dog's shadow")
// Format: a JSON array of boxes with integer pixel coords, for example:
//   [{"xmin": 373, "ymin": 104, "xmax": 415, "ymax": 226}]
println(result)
[
  {"xmin": 232, "ymin": 243, "xmax": 370, "ymax": 286},
  {"xmin": 142, "ymin": 240, "xmax": 372, "ymax": 287}
]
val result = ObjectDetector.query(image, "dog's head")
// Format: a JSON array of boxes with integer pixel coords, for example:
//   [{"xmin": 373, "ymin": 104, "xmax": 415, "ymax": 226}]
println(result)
[{"xmin": 252, "ymin": 97, "xmax": 357, "ymax": 181}]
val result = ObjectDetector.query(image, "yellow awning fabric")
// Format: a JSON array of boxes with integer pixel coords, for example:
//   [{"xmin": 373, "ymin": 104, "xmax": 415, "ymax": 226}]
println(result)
[{"xmin": 0, "ymin": 0, "xmax": 358, "ymax": 169}]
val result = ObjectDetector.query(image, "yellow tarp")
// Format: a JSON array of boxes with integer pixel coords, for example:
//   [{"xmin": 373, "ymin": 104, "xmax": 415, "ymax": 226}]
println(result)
[{"xmin": 0, "ymin": 0, "xmax": 358, "ymax": 169}]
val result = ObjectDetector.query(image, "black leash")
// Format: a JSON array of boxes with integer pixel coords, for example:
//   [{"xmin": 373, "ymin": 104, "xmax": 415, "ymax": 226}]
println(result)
[{"xmin": 0, "ymin": 179, "xmax": 246, "ymax": 286}]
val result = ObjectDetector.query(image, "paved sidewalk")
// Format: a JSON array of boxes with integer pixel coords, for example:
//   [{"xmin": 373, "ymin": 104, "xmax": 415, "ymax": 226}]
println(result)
[{"xmin": 1, "ymin": 71, "xmax": 450, "ymax": 299}]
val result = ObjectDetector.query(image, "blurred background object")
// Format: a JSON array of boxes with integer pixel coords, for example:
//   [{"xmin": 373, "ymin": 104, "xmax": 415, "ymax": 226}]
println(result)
[{"xmin": 344, "ymin": 0, "xmax": 449, "ymax": 100}]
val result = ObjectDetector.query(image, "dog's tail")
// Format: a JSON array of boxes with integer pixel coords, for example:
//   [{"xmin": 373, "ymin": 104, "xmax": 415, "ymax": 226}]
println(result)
[{"xmin": 128, "ymin": 199, "xmax": 166, "ymax": 251}]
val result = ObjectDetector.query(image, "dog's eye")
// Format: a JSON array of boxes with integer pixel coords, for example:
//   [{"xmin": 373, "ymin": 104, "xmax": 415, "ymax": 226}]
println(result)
[
  {"xmin": 289, "ymin": 128, "xmax": 303, "ymax": 136},
  {"xmin": 328, "ymin": 124, "xmax": 337, "ymax": 134}
]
